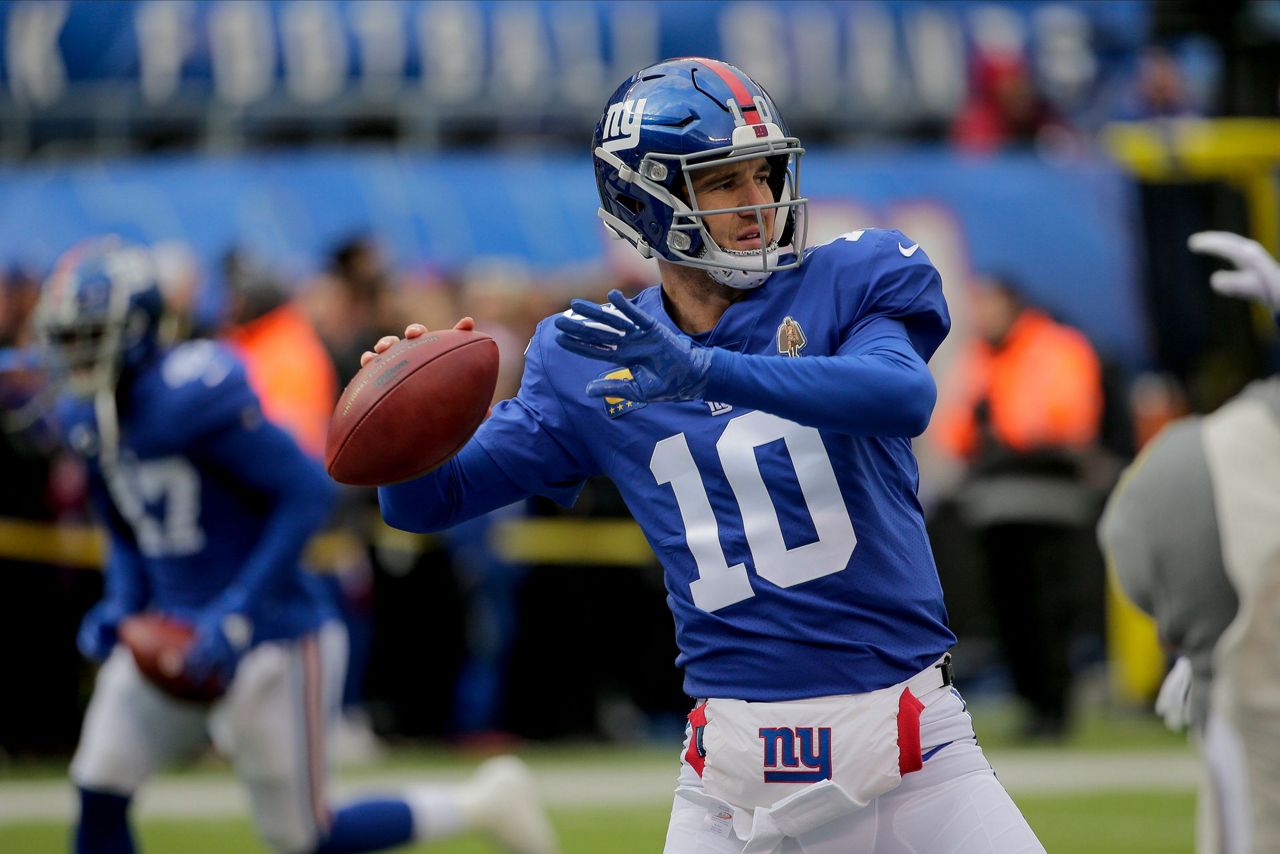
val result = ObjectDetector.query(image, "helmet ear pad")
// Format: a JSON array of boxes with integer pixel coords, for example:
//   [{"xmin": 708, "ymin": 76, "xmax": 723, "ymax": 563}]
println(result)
[
  {"xmin": 766, "ymin": 153, "xmax": 796, "ymax": 248},
  {"xmin": 597, "ymin": 156, "xmax": 713, "ymax": 263}
]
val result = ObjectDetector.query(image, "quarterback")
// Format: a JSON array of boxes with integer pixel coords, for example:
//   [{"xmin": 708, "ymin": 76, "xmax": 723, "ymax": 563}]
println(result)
[{"xmin": 373, "ymin": 58, "xmax": 1043, "ymax": 853}]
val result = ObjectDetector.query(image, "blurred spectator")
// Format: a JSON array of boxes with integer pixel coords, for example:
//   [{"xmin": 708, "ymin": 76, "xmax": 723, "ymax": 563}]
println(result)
[
  {"xmin": 1129, "ymin": 371, "xmax": 1191, "ymax": 450},
  {"xmin": 305, "ymin": 236, "xmax": 400, "ymax": 388},
  {"xmin": 220, "ymin": 249, "xmax": 336, "ymax": 460},
  {"xmin": 1116, "ymin": 45, "xmax": 1205, "ymax": 121},
  {"xmin": 0, "ymin": 266, "xmax": 39, "ymax": 347},
  {"xmin": 933, "ymin": 276, "xmax": 1104, "ymax": 739},
  {"xmin": 951, "ymin": 50, "xmax": 1072, "ymax": 153},
  {"xmin": 151, "ymin": 240, "xmax": 204, "ymax": 343},
  {"xmin": 0, "ymin": 265, "xmax": 93, "ymax": 757}
]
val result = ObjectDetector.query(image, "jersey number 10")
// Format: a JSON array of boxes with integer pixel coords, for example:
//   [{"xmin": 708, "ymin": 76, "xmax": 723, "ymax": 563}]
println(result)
[{"xmin": 651, "ymin": 411, "xmax": 857, "ymax": 612}]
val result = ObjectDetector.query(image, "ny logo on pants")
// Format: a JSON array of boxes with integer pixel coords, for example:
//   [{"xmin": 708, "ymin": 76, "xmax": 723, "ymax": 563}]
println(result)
[{"xmin": 758, "ymin": 726, "xmax": 832, "ymax": 783}]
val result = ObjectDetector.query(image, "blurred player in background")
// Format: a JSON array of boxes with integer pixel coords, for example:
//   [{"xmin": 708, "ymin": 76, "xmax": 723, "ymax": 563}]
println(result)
[
  {"xmin": 1100, "ymin": 232, "xmax": 1280, "ymax": 854},
  {"xmin": 369, "ymin": 58, "xmax": 1042, "ymax": 853},
  {"xmin": 39, "ymin": 238, "xmax": 556, "ymax": 854}
]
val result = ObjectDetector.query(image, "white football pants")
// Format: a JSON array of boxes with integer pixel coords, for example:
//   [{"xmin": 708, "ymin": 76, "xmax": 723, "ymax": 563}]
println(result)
[
  {"xmin": 664, "ymin": 685, "xmax": 1044, "ymax": 854},
  {"xmin": 71, "ymin": 621, "xmax": 347, "ymax": 852}
]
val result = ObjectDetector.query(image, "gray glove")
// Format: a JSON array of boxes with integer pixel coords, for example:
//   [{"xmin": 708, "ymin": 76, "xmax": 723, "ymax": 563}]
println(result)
[
  {"xmin": 1188, "ymin": 231, "xmax": 1280, "ymax": 309},
  {"xmin": 1155, "ymin": 655, "xmax": 1192, "ymax": 732}
]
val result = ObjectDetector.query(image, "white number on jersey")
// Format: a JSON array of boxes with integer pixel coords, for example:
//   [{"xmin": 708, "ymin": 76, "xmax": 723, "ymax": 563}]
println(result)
[
  {"xmin": 161, "ymin": 340, "xmax": 232, "ymax": 389},
  {"xmin": 105, "ymin": 455, "xmax": 206, "ymax": 558},
  {"xmin": 650, "ymin": 410, "xmax": 857, "ymax": 612}
]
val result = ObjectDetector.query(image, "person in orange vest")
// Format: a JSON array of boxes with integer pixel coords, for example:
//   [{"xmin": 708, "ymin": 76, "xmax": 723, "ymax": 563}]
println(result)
[
  {"xmin": 933, "ymin": 275, "xmax": 1104, "ymax": 739},
  {"xmin": 220, "ymin": 250, "xmax": 336, "ymax": 460}
]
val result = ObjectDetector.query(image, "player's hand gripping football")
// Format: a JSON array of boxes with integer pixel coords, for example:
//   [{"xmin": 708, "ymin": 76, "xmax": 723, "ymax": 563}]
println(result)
[
  {"xmin": 1188, "ymin": 231, "xmax": 1280, "ymax": 309},
  {"xmin": 360, "ymin": 317, "xmax": 477, "ymax": 368},
  {"xmin": 183, "ymin": 608, "xmax": 251, "ymax": 687},
  {"xmin": 77, "ymin": 599, "xmax": 132, "ymax": 662},
  {"xmin": 553, "ymin": 288, "xmax": 713, "ymax": 402}
]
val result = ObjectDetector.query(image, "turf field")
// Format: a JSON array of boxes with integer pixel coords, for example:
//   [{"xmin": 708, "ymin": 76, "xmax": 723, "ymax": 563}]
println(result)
[
  {"xmin": 0, "ymin": 707, "xmax": 1197, "ymax": 853},
  {"xmin": 0, "ymin": 790, "xmax": 1200, "ymax": 854}
]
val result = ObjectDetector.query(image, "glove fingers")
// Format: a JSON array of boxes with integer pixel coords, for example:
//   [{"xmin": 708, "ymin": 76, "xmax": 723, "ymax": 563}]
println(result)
[
  {"xmin": 1209, "ymin": 269, "xmax": 1263, "ymax": 298},
  {"xmin": 1188, "ymin": 231, "xmax": 1254, "ymax": 264},
  {"xmin": 567, "ymin": 299, "xmax": 635, "ymax": 332},
  {"xmin": 556, "ymin": 333, "xmax": 625, "ymax": 362},
  {"xmin": 553, "ymin": 314, "xmax": 625, "ymax": 346},
  {"xmin": 586, "ymin": 378, "xmax": 643, "ymax": 401},
  {"xmin": 607, "ymin": 289, "xmax": 655, "ymax": 330}
]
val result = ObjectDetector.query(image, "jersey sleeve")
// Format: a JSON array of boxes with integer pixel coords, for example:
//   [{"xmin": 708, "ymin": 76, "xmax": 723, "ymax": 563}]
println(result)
[
  {"xmin": 379, "ymin": 440, "xmax": 534, "ymax": 533},
  {"xmin": 186, "ymin": 405, "xmax": 336, "ymax": 614},
  {"xmin": 86, "ymin": 470, "xmax": 151, "ymax": 612},
  {"xmin": 826, "ymin": 229, "xmax": 951, "ymax": 363},
  {"xmin": 471, "ymin": 320, "xmax": 599, "ymax": 506}
]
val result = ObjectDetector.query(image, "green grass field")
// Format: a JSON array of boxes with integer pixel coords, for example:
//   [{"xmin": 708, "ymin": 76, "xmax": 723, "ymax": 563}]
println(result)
[
  {"xmin": 0, "ymin": 790, "xmax": 1196, "ymax": 854},
  {"xmin": 0, "ymin": 707, "xmax": 1197, "ymax": 853}
]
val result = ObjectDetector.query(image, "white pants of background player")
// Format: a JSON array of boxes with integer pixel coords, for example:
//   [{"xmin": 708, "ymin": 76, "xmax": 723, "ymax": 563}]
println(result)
[
  {"xmin": 664, "ymin": 683, "xmax": 1044, "ymax": 854},
  {"xmin": 72, "ymin": 620, "xmax": 350, "ymax": 852}
]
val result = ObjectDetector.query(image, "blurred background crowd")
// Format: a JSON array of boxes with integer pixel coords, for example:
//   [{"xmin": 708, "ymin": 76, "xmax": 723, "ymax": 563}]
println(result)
[{"xmin": 1, "ymin": 0, "xmax": 1279, "ymax": 762}]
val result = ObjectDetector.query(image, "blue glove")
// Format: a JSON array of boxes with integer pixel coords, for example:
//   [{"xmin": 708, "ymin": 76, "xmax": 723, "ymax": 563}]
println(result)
[
  {"xmin": 553, "ymin": 289, "xmax": 714, "ymax": 402},
  {"xmin": 183, "ymin": 609, "xmax": 251, "ymax": 686},
  {"xmin": 77, "ymin": 600, "xmax": 130, "ymax": 662}
]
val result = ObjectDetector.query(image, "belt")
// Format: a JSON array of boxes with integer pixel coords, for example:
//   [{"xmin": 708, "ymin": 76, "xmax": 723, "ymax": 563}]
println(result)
[{"xmin": 903, "ymin": 652, "xmax": 954, "ymax": 698}]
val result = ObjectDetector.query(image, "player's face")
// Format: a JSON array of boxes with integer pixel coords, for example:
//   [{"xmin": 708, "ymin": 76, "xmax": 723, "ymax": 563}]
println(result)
[
  {"xmin": 46, "ymin": 323, "xmax": 109, "ymax": 397},
  {"xmin": 689, "ymin": 157, "xmax": 777, "ymax": 253}
]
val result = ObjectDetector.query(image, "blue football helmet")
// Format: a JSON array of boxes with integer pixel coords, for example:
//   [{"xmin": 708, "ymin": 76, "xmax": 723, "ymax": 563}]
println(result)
[
  {"xmin": 593, "ymin": 57, "xmax": 807, "ymax": 289},
  {"xmin": 36, "ymin": 237, "xmax": 165, "ymax": 398}
]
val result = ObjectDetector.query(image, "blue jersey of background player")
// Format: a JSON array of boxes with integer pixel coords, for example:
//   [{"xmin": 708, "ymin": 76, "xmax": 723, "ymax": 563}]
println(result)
[
  {"xmin": 58, "ymin": 335, "xmax": 335, "ymax": 654},
  {"xmin": 41, "ymin": 238, "xmax": 557, "ymax": 854},
  {"xmin": 43, "ymin": 242, "xmax": 334, "ymax": 674},
  {"xmin": 373, "ymin": 58, "xmax": 1043, "ymax": 852}
]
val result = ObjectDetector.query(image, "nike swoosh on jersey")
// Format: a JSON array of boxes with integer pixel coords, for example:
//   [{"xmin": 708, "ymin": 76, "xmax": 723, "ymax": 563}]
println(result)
[{"xmin": 898, "ymin": 242, "xmax": 920, "ymax": 257}]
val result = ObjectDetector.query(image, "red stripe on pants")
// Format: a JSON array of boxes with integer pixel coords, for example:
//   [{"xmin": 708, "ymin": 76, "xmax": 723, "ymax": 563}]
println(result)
[{"xmin": 898, "ymin": 687, "xmax": 925, "ymax": 776}]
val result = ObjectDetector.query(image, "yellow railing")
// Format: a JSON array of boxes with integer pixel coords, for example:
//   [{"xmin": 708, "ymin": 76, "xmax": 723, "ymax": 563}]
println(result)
[{"xmin": 0, "ymin": 514, "xmax": 656, "ymax": 572}]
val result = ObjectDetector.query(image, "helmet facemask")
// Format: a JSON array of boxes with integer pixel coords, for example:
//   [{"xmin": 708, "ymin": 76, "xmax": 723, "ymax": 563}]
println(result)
[{"xmin": 597, "ymin": 133, "xmax": 807, "ymax": 290}]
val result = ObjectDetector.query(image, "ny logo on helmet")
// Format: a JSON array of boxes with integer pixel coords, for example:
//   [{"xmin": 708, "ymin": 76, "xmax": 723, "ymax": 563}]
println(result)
[{"xmin": 601, "ymin": 98, "xmax": 647, "ymax": 152}]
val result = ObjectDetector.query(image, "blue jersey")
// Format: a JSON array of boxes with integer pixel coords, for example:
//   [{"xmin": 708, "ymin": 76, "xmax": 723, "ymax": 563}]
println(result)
[
  {"xmin": 57, "ymin": 340, "xmax": 335, "ymax": 645},
  {"xmin": 472, "ymin": 229, "xmax": 955, "ymax": 701}
]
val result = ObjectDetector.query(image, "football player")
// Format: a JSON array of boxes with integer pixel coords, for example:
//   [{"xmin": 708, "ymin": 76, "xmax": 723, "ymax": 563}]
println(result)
[
  {"xmin": 369, "ymin": 59, "xmax": 1042, "ymax": 852},
  {"xmin": 40, "ymin": 238, "xmax": 556, "ymax": 854}
]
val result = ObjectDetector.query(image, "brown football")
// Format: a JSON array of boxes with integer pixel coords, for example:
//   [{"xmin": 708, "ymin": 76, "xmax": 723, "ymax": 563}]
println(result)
[
  {"xmin": 118, "ymin": 614, "xmax": 227, "ymax": 703},
  {"xmin": 325, "ymin": 329, "xmax": 499, "ymax": 486}
]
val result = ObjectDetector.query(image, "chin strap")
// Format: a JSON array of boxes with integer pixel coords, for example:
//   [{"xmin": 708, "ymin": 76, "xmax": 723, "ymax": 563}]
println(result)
[
  {"xmin": 707, "ymin": 266, "xmax": 774, "ymax": 289},
  {"xmin": 94, "ymin": 385, "xmax": 120, "ymax": 472},
  {"xmin": 707, "ymin": 242, "xmax": 781, "ymax": 289}
]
